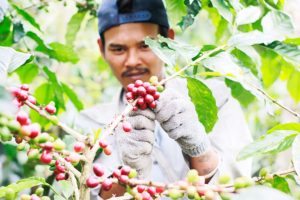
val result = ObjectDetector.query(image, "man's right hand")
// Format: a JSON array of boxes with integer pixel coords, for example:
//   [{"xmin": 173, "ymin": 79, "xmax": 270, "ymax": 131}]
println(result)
[{"xmin": 116, "ymin": 108, "xmax": 155, "ymax": 179}]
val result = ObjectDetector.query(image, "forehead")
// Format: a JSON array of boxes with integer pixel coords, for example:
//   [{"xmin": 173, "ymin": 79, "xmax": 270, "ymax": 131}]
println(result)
[{"xmin": 103, "ymin": 23, "xmax": 160, "ymax": 46}]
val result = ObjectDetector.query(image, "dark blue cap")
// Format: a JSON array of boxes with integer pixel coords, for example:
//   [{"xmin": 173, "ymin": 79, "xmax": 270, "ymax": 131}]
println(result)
[{"xmin": 97, "ymin": 0, "xmax": 169, "ymax": 35}]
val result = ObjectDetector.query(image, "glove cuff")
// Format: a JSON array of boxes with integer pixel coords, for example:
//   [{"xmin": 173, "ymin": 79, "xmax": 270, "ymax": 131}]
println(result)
[{"xmin": 177, "ymin": 135, "xmax": 211, "ymax": 157}]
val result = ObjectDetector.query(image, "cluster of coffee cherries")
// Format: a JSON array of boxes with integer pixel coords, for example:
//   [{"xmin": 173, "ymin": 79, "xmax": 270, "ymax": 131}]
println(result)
[
  {"xmin": 125, "ymin": 77, "xmax": 163, "ymax": 111},
  {"xmin": 11, "ymin": 84, "xmax": 56, "ymax": 114},
  {"xmin": 20, "ymin": 187, "xmax": 50, "ymax": 200},
  {"xmin": 86, "ymin": 165, "xmax": 137, "ymax": 190},
  {"xmin": 131, "ymin": 184, "xmax": 164, "ymax": 200}
]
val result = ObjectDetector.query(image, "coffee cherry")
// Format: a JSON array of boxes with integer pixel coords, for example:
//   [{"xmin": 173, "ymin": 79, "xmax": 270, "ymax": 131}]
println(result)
[
  {"xmin": 40, "ymin": 151, "xmax": 52, "ymax": 164},
  {"xmin": 73, "ymin": 141, "xmax": 85, "ymax": 153},
  {"xmin": 112, "ymin": 169, "xmax": 121, "ymax": 178},
  {"xmin": 29, "ymin": 123, "xmax": 41, "ymax": 139},
  {"xmin": 146, "ymin": 86, "xmax": 156, "ymax": 95},
  {"xmin": 86, "ymin": 177, "xmax": 99, "ymax": 188},
  {"xmin": 204, "ymin": 189, "xmax": 215, "ymax": 200},
  {"xmin": 137, "ymin": 86, "xmax": 147, "ymax": 96},
  {"xmin": 128, "ymin": 169, "xmax": 138, "ymax": 178},
  {"xmin": 28, "ymin": 96, "xmax": 37, "ymax": 105},
  {"xmin": 143, "ymin": 82, "xmax": 151, "ymax": 88},
  {"xmin": 56, "ymin": 164, "xmax": 66, "ymax": 173},
  {"xmin": 27, "ymin": 149, "xmax": 40, "ymax": 160},
  {"xmin": 16, "ymin": 111, "xmax": 29, "ymax": 126},
  {"xmin": 20, "ymin": 125, "xmax": 31, "ymax": 136},
  {"xmin": 21, "ymin": 194, "xmax": 31, "ymax": 200},
  {"xmin": 127, "ymin": 83, "xmax": 135, "ymax": 92},
  {"xmin": 35, "ymin": 187, "xmax": 44, "ymax": 197},
  {"xmin": 122, "ymin": 122, "xmax": 132, "ymax": 133},
  {"xmin": 135, "ymin": 80, "xmax": 143, "ymax": 87},
  {"xmin": 141, "ymin": 191, "xmax": 152, "ymax": 200},
  {"xmin": 93, "ymin": 164, "xmax": 104, "ymax": 177},
  {"xmin": 69, "ymin": 153, "xmax": 80, "ymax": 165},
  {"xmin": 153, "ymin": 92, "xmax": 160, "ymax": 100},
  {"xmin": 187, "ymin": 169, "xmax": 199, "ymax": 183},
  {"xmin": 42, "ymin": 142, "xmax": 53, "ymax": 151},
  {"xmin": 147, "ymin": 187, "xmax": 156, "ymax": 196},
  {"xmin": 137, "ymin": 185, "xmax": 146, "ymax": 193},
  {"xmin": 155, "ymin": 187, "xmax": 164, "ymax": 194},
  {"xmin": 53, "ymin": 139, "xmax": 65, "ymax": 151},
  {"xmin": 168, "ymin": 189, "xmax": 183, "ymax": 199},
  {"xmin": 0, "ymin": 127, "xmax": 12, "ymax": 142},
  {"xmin": 18, "ymin": 90, "xmax": 29, "ymax": 101},
  {"xmin": 121, "ymin": 165, "xmax": 131, "ymax": 176},
  {"xmin": 132, "ymin": 106, "xmax": 138, "ymax": 111},
  {"xmin": 56, "ymin": 173, "xmax": 66, "ymax": 181},
  {"xmin": 259, "ymin": 168, "xmax": 268, "ymax": 177},
  {"xmin": 144, "ymin": 94, "xmax": 154, "ymax": 104},
  {"xmin": 45, "ymin": 102, "xmax": 56, "ymax": 115},
  {"xmin": 119, "ymin": 175, "xmax": 129, "ymax": 184},
  {"xmin": 156, "ymin": 85, "xmax": 164, "ymax": 92},
  {"xmin": 149, "ymin": 76, "xmax": 158, "ymax": 85},
  {"xmin": 126, "ymin": 92, "xmax": 134, "ymax": 101},
  {"xmin": 148, "ymin": 101, "xmax": 156, "ymax": 109},
  {"xmin": 103, "ymin": 147, "xmax": 112, "ymax": 155},
  {"xmin": 15, "ymin": 136, "xmax": 23, "ymax": 144},
  {"xmin": 218, "ymin": 173, "xmax": 231, "ymax": 184},
  {"xmin": 137, "ymin": 97, "xmax": 145, "ymax": 106},
  {"xmin": 99, "ymin": 140, "xmax": 108, "ymax": 148},
  {"xmin": 20, "ymin": 84, "xmax": 29, "ymax": 91},
  {"xmin": 31, "ymin": 194, "xmax": 41, "ymax": 200},
  {"xmin": 101, "ymin": 179, "xmax": 113, "ymax": 191}
]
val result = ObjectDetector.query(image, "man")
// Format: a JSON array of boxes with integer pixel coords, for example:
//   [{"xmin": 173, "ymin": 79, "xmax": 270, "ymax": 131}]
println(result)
[{"xmin": 76, "ymin": 0, "xmax": 252, "ymax": 199}]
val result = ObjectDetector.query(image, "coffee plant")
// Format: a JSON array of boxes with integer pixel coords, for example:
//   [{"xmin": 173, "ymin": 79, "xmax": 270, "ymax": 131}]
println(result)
[{"xmin": 1, "ymin": 0, "xmax": 300, "ymax": 199}]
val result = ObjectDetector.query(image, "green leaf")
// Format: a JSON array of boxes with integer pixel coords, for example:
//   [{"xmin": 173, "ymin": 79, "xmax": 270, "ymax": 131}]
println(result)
[
  {"xmin": 232, "ymin": 186, "xmax": 293, "ymax": 200},
  {"xmin": 62, "ymin": 83, "xmax": 84, "ymax": 111},
  {"xmin": 284, "ymin": 37, "xmax": 300, "ymax": 45},
  {"xmin": 58, "ymin": 180, "xmax": 74, "ymax": 198},
  {"xmin": 186, "ymin": 77, "xmax": 218, "ymax": 133},
  {"xmin": 26, "ymin": 31, "xmax": 54, "ymax": 55},
  {"xmin": 0, "ymin": 46, "xmax": 31, "ymax": 83},
  {"xmin": 65, "ymin": 11, "xmax": 86, "ymax": 46},
  {"xmin": 43, "ymin": 67, "xmax": 65, "ymax": 109},
  {"xmin": 49, "ymin": 42, "xmax": 79, "ymax": 63},
  {"xmin": 30, "ymin": 83, "xmax": 55, "ymax": 126},
  {"xmin": 0, "ymin": 16, "xmax": 12, "ymax": 42},
  {"xmin": 225, "ymin": 78, "xmax": 255, "ymax": 107},
  {"xmin": 12, "ymin": 4, "xmax": 41, "ymax": 31},
  {"xmin": 272, "ymin": 175, "xmax": 291, "ymax": 194},
  {"xmin": 13, "ymin": 22, "xmax": 25, "ymax": 42},
  {"xmin": 231, "ymin": 48, "xmax": 258, "ymax": 76},
  {"xmin": 210, "ymin": 0, "xmax": 233, "ymax": 23},
  {"xmin": 287, "ymin": 69, "xmax": 300, "ymax": 102},
  {"xmin": 268, "ymin": 123, "xmax": 300, "ymax": 134},
  {"xmin": 145, "ymin": 36, "xmax": 199, "ymax": 66},
  {"xmin": 237, "ymin": 131, "xmax": 298, "ymax": 160},
  {"xmin": 261, "ymin": 10, "xmax": 294, "ymax": 41},
  {"xmin": 3, "ymin": 144, "xmax": 17, "ymax": 160},
  {"xmin": 15, "ymin": 63, "xmax": 39, "ymax": 84},
  {"xmin": 235, "ymin": 6, "xmax": 262, "ymax": 26},
  {"xmin": 178, "ymin": 0, "xmax": 202, "ymax": 31},
  {"xmin": 265, "ymin": 41, "xmax": 300, "ymax": 66},
  {"xmin": 228, "ymin": 30, "xmax": 278, "ymax": 46},
  {"xmin": 292, "ymin": 135, "xmax": 300, "ymax": 177},
  {"xmin": 0, "ymin": 177, "xmax": 49, "ymax": 198}
]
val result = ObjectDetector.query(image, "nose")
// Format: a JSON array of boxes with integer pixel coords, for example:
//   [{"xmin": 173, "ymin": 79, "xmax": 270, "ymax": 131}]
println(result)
[{"xmin": 125, "ymin": 49, "xmax": 141, "ymax": 68}]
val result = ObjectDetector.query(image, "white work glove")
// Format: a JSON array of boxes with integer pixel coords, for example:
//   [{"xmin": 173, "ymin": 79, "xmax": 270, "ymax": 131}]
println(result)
[
  {"xmin": 155, "ymin": 86, "xmax": 211, "ymax": 157},
  {"xmin": 116, "ymin": 109, "xmax": 155, "ymax": 179}
]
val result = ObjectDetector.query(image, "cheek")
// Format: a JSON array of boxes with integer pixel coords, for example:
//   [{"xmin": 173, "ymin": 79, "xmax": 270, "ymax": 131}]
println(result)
[{"xmin": 105, "ymin": 55, "xmax": 124, "ymax": 75}]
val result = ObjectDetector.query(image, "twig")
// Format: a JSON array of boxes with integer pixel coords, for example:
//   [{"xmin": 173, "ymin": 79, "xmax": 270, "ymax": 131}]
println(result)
[
  {"xmin": 53, "ymin": 153, "xmax": 81, "ymax": 178},
  {"xmin": 69, "ymin": 172, "xmax": 80, "ymax": 200},
  {"xmin": 24, "ymin": 101, "xmax": 87, "ymax": 142}
]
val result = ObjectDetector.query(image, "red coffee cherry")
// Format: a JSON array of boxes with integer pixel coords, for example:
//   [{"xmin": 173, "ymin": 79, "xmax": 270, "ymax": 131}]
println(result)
[
  {"xmin": 101, "ymin": 179, "xmax": 113, "ymax": 191},
  {"xmin": 103, "ymin": 146, "xmax": 112, "ymax": 155},
  {"xmin": 73, "ymin": 142, "xmax": 85, "ymax": 153},
  {"xmin": 20, "ymin": 84, "xmax": 29, "ymax": 91},
  {"xmin": 145, "ymin": 94, "xmax": 154, "ymax": 104},
  {"xmin": 99, "ymin": 140, "xmax": 108, "ymax": 148},
  {"xmin": 28, "ymin": 96, "xmax": 37, "ymax": 105},
  {"xmin": 127, "ymin": 83, "xmax": 135, "ymax": 92},
  {"xmin": 147, "ymin": 186, "xmax": 156, "ymax": 196},
  {"xmin": 119, "ymin": 175, "xmax": 129, "ymax": 184},
  {"xmin": 134, "ymin": 80, "xmax": 143, "ymax": 87},
  {"xmin": 55, "ymin": 173, "xmax": 66, "ymax": 181},
  {"xmin": 86, "ymin": 177, "xmax": 99, "ymax": 188},
  {"xmin": 137, "ymin": 185, "xmax": 146, "ymax": 193},
  {"xmin": 122, "ymin": 122, "xmax": 132, "ymax": 133},
  {"xmin": 112, "ymin": 169, "xmax": 121, "ymax": 178},
  {"xmin": 40, "ymin": 151, "xmax": 52, "ymax": 164},
  {"xmin": 137, "ymin": 86, "xmax": 147, "ymax": 96},
  {"xmin": 121, "ymin": 165, "xmax": 131, "ymax": 176},
  {"xmin": 16, "ymin": 111, "xmax": 29, "ymax": 126},
  {"xmin": 93, "ymin": 164, "xmax": 105, "ymax": 177},
  {"xmin": 45, "ymin": 103, "xmax": 56, "ymax": 115}
]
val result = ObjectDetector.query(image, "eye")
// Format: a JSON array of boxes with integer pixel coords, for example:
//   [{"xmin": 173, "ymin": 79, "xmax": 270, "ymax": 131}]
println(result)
[
  {"xmin": 140, "ymin": 43, "xmax": 149, "ymax": 50},
  {"xmin": 109, "ymin": 45, "xmax": 126, "ymax": 54}
]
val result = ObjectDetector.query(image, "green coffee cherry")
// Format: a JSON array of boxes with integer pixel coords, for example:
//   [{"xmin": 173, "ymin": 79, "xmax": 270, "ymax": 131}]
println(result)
[
  {"xmin": 168, "ymin": 189, "xmax": 184, "ymax": 199},
  {"xmin": 5, "ymin": 188, "xmax": 15, "ymax": 200},
  {"xmin": 149, "ymin": 76, "xmax": 159, "ymax": 85},
  {"xmin": 41, "ymin": 197, "xmax": 51, "ymax": 200},
  {"xmin": 187, "ymin": 169, "xmax": 199, "ymax": 184},
  {"xmin": 35, "ymin": 187, "xmax": 44, "ymax": 196},
  {"xmin": 218, "ymin": 173, "xmax": 231, "ymax": 184},
  {"xmin": 259, "ymin": 168, "xmax": 268, "ymax": 177},
  {"xmin": 0, "ymin": 127, "xmax": 12, "ymax": 142},
  {"xmin": 20, "ymin": 194, "xmax": 31, "ymax": 200},
  {"xmin": 187, "ymin": 186, "xmax": 197, "ymax": 199},
  {"xmin": 53, "ymin": 139, "xmax": 65, "ymax": 151},
  {"xmin": 7, "ymin": 120, "xmax": 20, "ymax": 132},
  {"xmin": 156, "ymin": 85, "xmax": 164, "ymax": 92},
  {"xmin": 128, "ymin": 169, "xmax": 137, "ymax": 178}
]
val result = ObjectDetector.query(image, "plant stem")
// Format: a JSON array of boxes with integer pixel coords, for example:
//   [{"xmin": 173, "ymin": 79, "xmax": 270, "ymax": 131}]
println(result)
[
  {"xmin": 53, "ymin": 153, "xmax": 81, "ymax": 178},
  {"xmin": 69, "ymin": 172, "xmax": 80, "ymax": 200},
  {"xmin": 24, "ymin": 101, "xmax": 87, "ymax": 141}
]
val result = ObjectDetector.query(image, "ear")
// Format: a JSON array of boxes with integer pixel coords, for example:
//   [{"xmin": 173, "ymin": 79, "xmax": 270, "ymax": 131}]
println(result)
[
  {"xmin": 97, "ymin": 38, "xmax": 105, "ymax": 56},
  {"xmin": 167, "ymin": 28, "xmax": 175, "ymax": 40}
]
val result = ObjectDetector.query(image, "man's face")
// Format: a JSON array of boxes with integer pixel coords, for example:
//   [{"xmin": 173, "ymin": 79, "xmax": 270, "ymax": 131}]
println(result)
[{"xmin": 100, "ymin": 23, "xmax": 165, "ymax": 88}]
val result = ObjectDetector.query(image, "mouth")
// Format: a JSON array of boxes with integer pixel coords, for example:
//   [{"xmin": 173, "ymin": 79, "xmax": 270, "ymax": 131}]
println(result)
[{"xmin": 122, "ymin": 68, "xmax": 150, "ymax": 80}]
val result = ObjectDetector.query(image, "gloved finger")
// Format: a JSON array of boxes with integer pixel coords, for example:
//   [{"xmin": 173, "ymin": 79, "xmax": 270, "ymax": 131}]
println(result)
[
  {"xmin": 118, "ymin": 129, "xmax": 155, "ymax": 149},
  {"xmin": 155, "ymin": 87, "xmax": 180, "ymax": 113},
  {"xmin": 123, "ymin": 155, "xmax": 152, "ymax": 179},
  {"xmin": 155, "ymin": 98, "xmax": 186, "ymax": 123},
  {"xmin": 127, "ymin": 115, "xmax": 155, "ymax": 131},
  {"xmin": 128, "ymin": 108, "xmax": 155, "ymax": 121}
]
